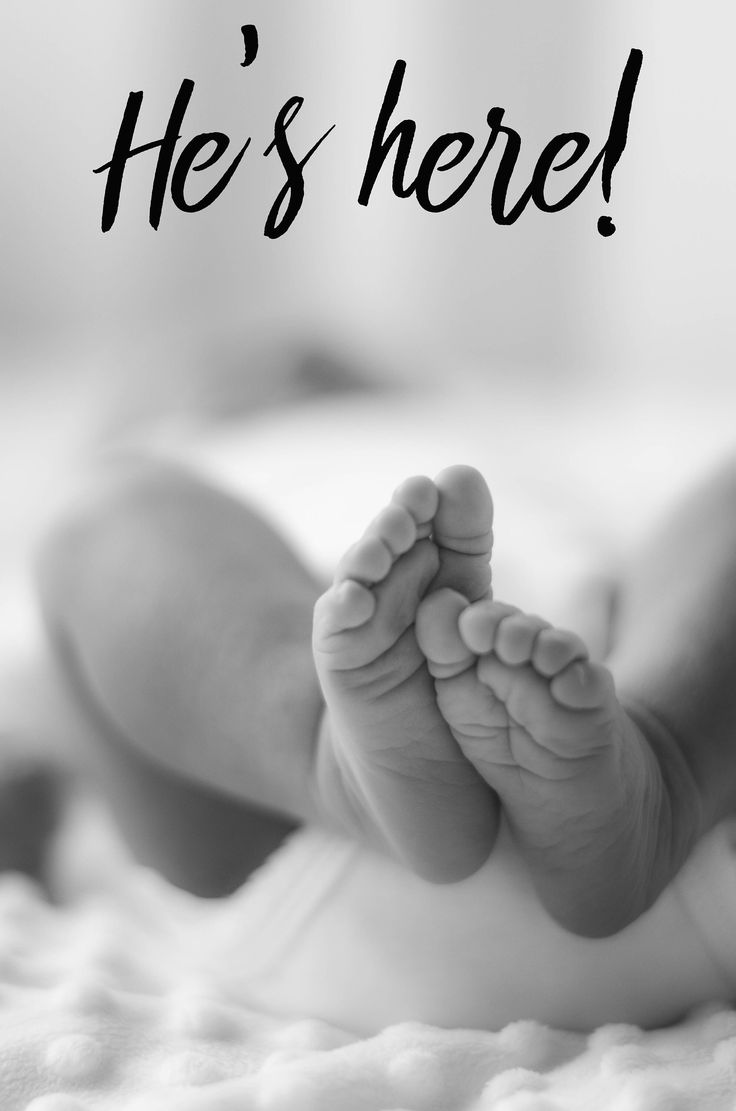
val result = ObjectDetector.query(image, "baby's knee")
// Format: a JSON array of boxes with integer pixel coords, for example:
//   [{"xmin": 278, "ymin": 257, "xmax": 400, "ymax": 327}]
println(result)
[{"xmin": 35, "ymin": 456, "xmax": 189, "ymax": 642}]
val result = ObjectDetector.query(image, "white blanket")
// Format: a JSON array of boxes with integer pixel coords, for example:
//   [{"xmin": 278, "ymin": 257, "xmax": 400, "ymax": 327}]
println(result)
[{"xmin": 0, "ymin": 854, "xmax": 735, "ymax": 1110}]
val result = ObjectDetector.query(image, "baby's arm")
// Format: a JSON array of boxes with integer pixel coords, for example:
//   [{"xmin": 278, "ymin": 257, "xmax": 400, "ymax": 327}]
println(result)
[{"xmin": 37, "ymin": 459, "xmax": 326, "ymax": 893}]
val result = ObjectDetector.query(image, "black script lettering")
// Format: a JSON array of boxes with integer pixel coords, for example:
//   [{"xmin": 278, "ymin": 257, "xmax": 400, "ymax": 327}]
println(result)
[
  {"xmin": 241, "ymin": 24, "xmax": 259, "ymax": 67},
  {"xmin": 358, "ymin": 61, "xmax": 417, "ymax": 204},
  {"xmin": 359, "ymin": 49, "xmax": 643, "ymax": 236},
  {"xmin": 359, "ymin": 61, "xmax": 501, "ymax": 212},
  {"xmin": 94, "ymin": 79, "xmax": 249, "ymax": 231},
  {"xmin": 171, "ymin": 132, "xmax": 249, "ymax": 213},
  {"xmin": 263, "ymin": 97, "xmax": 335, "ymax": 239}
]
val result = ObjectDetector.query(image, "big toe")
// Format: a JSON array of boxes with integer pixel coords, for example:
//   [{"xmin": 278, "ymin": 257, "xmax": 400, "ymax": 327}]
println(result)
[
  {"xmin": 434, "ymin": 465, "xmax": 494, "ymax": 552},
  {"xmin": 431, "ymin": 465, "xmax": 493, "ymax": 600}
]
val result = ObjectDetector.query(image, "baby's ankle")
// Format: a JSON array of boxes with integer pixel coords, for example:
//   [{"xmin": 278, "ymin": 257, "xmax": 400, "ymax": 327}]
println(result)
[
  {"xmin": 308, "ymin": 707, "xmax": 382, "ymax": 850},
  {"xmin": 623, "ymin": 697, "xmax": 704, "ymax": 872}
]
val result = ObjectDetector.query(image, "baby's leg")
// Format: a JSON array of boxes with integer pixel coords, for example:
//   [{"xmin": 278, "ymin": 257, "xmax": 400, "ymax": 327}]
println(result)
[
  {"xmin": 40, "ymin": 460, "xmax": 499, "ymax": 891},
  {"xmin": 37, "ymin": 460, "xmax": 324, "ymax": 894},
  {"xmin": 417, "ymin": 457, "xmax": 736, "ymax": 937},
  {"xmin": 417, "ymin": 592, "xmax": 671, "ymax": 937},
  {"xmin": 610, "ymin": 458, "xmax": 736, "ymax": 834},
  {"xmin": 313, "ymin": 467, "xmax": 498, "ymax": 881}
]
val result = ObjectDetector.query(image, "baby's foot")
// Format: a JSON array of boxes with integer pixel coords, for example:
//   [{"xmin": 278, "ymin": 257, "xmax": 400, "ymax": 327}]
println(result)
[
  {"xmin": 416, "ymin": 592, "xmax": 687, "ymax": 936},
  {"xmin": 312, "ymin": 467, "xmax": 498, "ymax": 882}
]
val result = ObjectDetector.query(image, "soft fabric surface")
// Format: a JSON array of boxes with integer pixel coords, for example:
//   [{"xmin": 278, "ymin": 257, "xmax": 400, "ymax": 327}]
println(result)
[{"xmin": 0, "ymin": 863, "xmax": 735, "ymax": 1111}]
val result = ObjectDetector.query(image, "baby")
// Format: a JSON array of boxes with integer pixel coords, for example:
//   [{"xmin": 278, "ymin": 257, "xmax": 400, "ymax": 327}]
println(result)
[
  {"xmin": 312, "ymin": 465, "xmax": 687, "ymax": 937},
  {"xmin": 36, "ymin": 456, "xmax": 736, "ymax": 1032}
]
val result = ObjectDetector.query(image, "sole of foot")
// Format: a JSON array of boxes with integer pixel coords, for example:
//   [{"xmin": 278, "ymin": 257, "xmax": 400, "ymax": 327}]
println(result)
[
  {"xmin": 312, "ymin": 466, "xmax": 498, "ymax": 882},
  {"xmin": 416, "ymin": 589, "xmax": 673, "ymax": 936}
]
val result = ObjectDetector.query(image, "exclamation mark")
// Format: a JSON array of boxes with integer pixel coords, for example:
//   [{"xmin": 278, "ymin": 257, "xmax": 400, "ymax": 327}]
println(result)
[{"xmin": 597, "ymin": 48, "xmax": 643, "ymax": 237}]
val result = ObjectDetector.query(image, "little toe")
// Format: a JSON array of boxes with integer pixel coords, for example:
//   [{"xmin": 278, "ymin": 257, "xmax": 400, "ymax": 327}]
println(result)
[
  {"xmin": 532, "ymin": 627, "xmax": 589, "ymax": 677},
  {"xmin": 476, "ymin": 651, "xmax": 541, "ymax": 712},
  {"xmin": 458, "ymin": 600, "xmax": 520, "ymax": 655},
  {"xmin": 415, "ymin": 588, "xmax": 475, "ymax": 679},
  {"xmin": 392, "ymin": 475, "xmax": 439, "ymax": 539},
  {"xmin": 314, "ymin": 580, "xmax": 376, "ymax": 642},
  {"xmin": 474, "ymin": 653, "xmax": 579, "ymax": 759},
  {"xmin": 550, "ymin": 660, "xmax": 615, "ymax": 711},
  {"xmin": 494, "ymin": 613, "xmax": 550, "ymax": 666},
  {"xmin": 365, "ymin": 503, "xmax": 417, "ymax": 557},
  {"xmin": 335, "ymin": 535, "xmax": 393, "ymax": 585}
]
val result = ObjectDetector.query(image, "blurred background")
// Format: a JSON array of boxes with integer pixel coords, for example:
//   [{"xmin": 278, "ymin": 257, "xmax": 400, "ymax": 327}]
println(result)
[
  {"xmin": 1, "ymin": 2, "xmax": 734, "ymax": 480},
  {"xmin": 0, "ymin": 2, "xmax": 734, "ymax": 881},
  {"xmin": 2, "ymin": 2, "xmax": 735, "ymax": 430}
]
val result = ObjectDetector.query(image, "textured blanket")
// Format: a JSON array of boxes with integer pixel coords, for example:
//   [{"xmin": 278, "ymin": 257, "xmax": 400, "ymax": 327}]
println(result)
[{"xmin": 0, "ymin": 858, "xmax": 733, "ymax": 1111}]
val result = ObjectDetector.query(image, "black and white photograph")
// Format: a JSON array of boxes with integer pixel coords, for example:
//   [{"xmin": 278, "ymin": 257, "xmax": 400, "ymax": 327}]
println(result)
[{"xmin": 1, "ymin": 3, "xmax": 735, "ymax": 1107}]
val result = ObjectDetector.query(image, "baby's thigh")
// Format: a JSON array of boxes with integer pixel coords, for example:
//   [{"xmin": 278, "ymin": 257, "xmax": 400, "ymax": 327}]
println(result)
[{"xmin": 82, "ymin": 722, "xmax": 296, "ymax": 896}]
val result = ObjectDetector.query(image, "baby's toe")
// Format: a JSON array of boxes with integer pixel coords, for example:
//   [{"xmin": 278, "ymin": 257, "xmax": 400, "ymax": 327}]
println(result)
[
  {"xmin": 365, "ymin": 503, "xmax": 417, "ymax": 557},
  {"xmin": 392, "ymin": 475, "xmax": 438, "ymax": 539},
  {"xmin": 494, "ymin": 613, "xmax": 550, "ymax": 666},
  {"xmin": 433, "ymin": 465, "xmax": 494, "ymax": 556},
  {"xmin": 551, "ymin": 660, "xmax": 615, "ymax": 710},
  {"xmin": 415, "ymin": 588, "xmax": 474, "ymax": 678},
  {"xmin": 335, "ymin": 535, "xmax": 393, "ymax": 585},
  {"xmin": 430, "ymin": 466, "xmax": 493, "ymax": 601},
  {"xmin": 475, "ymin": 653, "xmax": 567, "ymax": 746},
  {"xmin": 314, "ymin": 580, "xmax": 376, "ymax": 641},
  {"xmin": 434, "ymin": 666, "xmax": 504, "ymax": 741},
  {"xmin": 532, "ymin": 627, "xmax": 589, "ymax": 677},
  {"xmin": 458, "ymin": 600, "xmax": 520, "ymax": 655}
]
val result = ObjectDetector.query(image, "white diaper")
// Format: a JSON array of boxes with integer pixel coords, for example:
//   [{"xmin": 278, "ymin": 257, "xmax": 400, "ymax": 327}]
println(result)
[{"xmin": 206, "ymin": 817, "xmax": 736, "ymax": 1036}]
